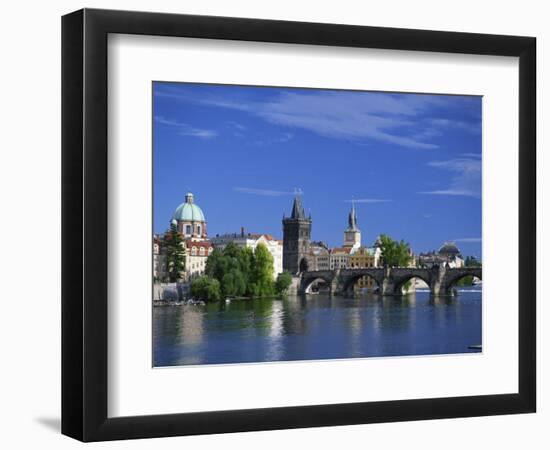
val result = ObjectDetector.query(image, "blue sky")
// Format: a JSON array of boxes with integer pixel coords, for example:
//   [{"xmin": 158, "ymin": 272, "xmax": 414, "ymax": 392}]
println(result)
[{"xmin": 153, "ymin": 82, "xmax": 482, "ymax": 258}]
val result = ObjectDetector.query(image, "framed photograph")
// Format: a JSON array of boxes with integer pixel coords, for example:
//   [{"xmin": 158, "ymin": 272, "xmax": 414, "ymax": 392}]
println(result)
[{"xmin": 62, "ymin": 8, "xmax": 536, "ymax": 441}]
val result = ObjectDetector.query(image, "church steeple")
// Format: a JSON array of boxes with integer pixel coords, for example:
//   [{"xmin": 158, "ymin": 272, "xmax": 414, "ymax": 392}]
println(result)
[
  {"xmin": 343, "ymin": 201, "xmax": 361, "ymax": 250},
  {"xmin": 347, "ymin": 201, "xmax": 358, "ymax": 231}
]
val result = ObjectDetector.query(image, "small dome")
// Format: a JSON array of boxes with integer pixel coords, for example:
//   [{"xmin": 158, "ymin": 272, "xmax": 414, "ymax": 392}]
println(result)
[
  {"xmin": 171, "ymin": 192, "xmax": 206, "ymax": 223},
  {"xmin": 439, "ymin": 242, "xmax": 460, "ymax": 255}
]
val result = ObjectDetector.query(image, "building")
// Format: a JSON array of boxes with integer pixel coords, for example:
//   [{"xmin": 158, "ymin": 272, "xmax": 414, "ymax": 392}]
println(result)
[
  {"xmin": 184, "ymin": 240, "xmax": 214, "ymax": 278},
  {"xmin": 349, "ymin": 246, "xmax": 377, "ymax": 268},
  {"xmin": 211, "ymin": 229, "xmax": 283, "ymax": 278},
  {"xmin": 418, "ymin": 241, "xmax": 464, "ymax": 268},
  {"xmin": 343, "ymin": 202, "xmax": 361, "ymax": 251},
  {"xmin": 371, "ymin": 236, "xmax": 383, "ymax": 267},
  {"xmin": 349, "ymin": 246, "xmax": 378, "ymax": 291},
  {"xmin": 438, "ymin": 242, "xmax": 464, "ymax": 267},
  {"xmin": 153, "ymin": 235, "xmax": 166, "ymax": 281},
  {"xmin": 172, "ymin": 192, "xmax": 213, "ymax": 279},
  {"xmin": 282, "ymin": 194, "xmax": 312, "ymax": 274},
  {"xmin": 155, "ymin": 192, "xmax": 213, "ymax": 281},
  {"xmin": 330, "ymin": 247, "xmax": 352, "ymax": 269},
  {"xmin": 308, "ymin": 241, "xmax": 330, "ymax": 271},
  {"xmin": 171, "ymin": 192, "xmax": 208, "ymax": 241},
  {"xmin": 340, "ymin": 203, "xmax": 382, "ymax": 291}
]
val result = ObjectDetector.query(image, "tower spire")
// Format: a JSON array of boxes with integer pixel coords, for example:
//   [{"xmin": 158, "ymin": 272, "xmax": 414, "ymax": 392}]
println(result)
[
  {"xmin": 348, "ymin": 200, "xmax": 358, "ymax": 231},
  {"xmin": 343, "ymin": 199, "xmax": 361, "ymax": 249},
  {"xmin": 290, "ymin": 188, "xmax": 306, "ymax": 220}
]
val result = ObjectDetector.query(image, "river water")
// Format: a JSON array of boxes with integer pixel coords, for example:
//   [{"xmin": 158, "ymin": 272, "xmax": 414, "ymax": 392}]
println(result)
[{"xmin": 153, "ymin": 288, "xmax": 482, "ymax": 367}]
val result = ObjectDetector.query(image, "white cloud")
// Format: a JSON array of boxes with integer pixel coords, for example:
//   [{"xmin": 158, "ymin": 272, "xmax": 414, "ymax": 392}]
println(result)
[
  {"xmin": 429, "ymin": 118, "xmax": 481, "ymax": 134},
  {"xmin": 226, "ymin": 121, "xmax": 247, "ymax": 131},
  {"xmin": 460, "ymin": 152, "xmax": 482, "ymax": 159},
  {"xmin": 154, "ymin": 116, "xmax": 217, "ymax": 139},
  {"xmin": 253, "ymin": 132, "xmax": 294, "ymax": 146},
  {"xmin": 419, "ymin": 158, "xmax": 481, "ymax": 198},
  {"xmin": 233, "ymin": 187, "xmax": 294, "ymax": 197},
  {"xmin": 453, "ymin": 237, "xmax": 482, "ymax": 243},
  {"xmin": 254, "ymin": 91, "xmax": 439, "ymax": 149},
  {"xmin": 154, "ymin": 88, "xmax": 480, "ymax": 149},
  {"xmin": 345, "ymin": 198, "xmax": 391, "ymax": 203}
]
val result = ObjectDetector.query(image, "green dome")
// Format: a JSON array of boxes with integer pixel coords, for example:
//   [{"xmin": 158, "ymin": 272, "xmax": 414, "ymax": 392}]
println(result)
[{"xmin": 172, "ymin": 193, "xmax": 206, "ymax": 222}]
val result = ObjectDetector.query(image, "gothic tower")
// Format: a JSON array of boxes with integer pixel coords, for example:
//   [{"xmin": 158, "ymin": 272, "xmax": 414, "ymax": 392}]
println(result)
[
  {"xmin": 282, "ymin": 194, "xmax": 312, "ymax": 274},
  {"xmin": 343, "ymin": 201, "xmax": 361, "ymax": 250}
]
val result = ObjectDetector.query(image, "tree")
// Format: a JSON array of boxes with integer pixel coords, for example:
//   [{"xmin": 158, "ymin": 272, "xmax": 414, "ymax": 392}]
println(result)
[
  {"xmin": 275, "ymin": 271, "xmax": 293, "ymax": 294},
  {"xmin": 221, "ymin": 269, "xmax": 247, "ymax": 297},
  {"xmin": 164, "ymin": 222, "xmax": 186, "ymax": 282},
  {"xmin": 199, "ymin": 242, "xmax": 279, "ymax": 300},
  {"xmin": 249, "ymin": 243, "xmax": 275, "ymax": 297},
  {"xmin": 205, "ymin": 243, "xmax": 251, "ymax": 297},
  {"xmin": 465, "ymin": 255, "xmax": 481, "ymax": 267},
  {"xmin": 190, "ymin": 275, "xmax": 221, "ymax": 301},
  {"xmin": 379, "ymin": 234, "xmax": 411, "ymax": 267},
  {"xmin": 457, "ymin": 255, "xmax": 482, "ymax": 286}
]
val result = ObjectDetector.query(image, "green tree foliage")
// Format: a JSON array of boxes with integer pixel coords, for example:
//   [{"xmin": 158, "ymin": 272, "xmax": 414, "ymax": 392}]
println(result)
[
  {"xmin": 379, "ymin": 234, "xmax": 411, "ymax": 267},
  {"xmin": 465, "ymin": 256, "xmax": 481, "ymax": 267},
  {"xmin": 402, "ymin": 280, "xmax": 412, "ymax": 293},
  {"xmin": 196, "ymin": 242, "xmax": 280, "ymax": 300},
  {"xmin": 164, "ymin": 223, "xmax": 186, "ymax": 282},
  {"xmin": 190, "ymin": 276, "xmax": 221, "ymax": 301},
  {"xmin": 250, "ymin": 243, "xmax": 275, "ymax": 297},
  {"xmin": 275, "ymin": 271, "xmax": 293, "ymax": 294}
]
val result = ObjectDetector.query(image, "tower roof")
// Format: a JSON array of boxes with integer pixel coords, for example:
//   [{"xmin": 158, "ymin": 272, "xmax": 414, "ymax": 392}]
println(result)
[
  {"xmin": 346, "ymin": 202, "xmax": 359, "ymax": 231},
  {"xmin": 290, "ymin": 194, "xmax": 306, "ymax": 220}
]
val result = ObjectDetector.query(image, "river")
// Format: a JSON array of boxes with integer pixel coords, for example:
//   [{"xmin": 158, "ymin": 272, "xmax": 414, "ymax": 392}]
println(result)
[{"xmin": 153, "ymin": 288, "xmax": 482, "ymax": 367}]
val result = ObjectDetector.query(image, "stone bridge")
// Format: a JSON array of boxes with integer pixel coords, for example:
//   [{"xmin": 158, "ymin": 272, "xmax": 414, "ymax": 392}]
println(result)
[{"xmin": 298, "ymin": 266, "xmax": 482, "ymax": 296}]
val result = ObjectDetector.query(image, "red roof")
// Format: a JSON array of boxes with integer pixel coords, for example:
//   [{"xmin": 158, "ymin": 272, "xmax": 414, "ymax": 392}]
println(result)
[{"xmin": 185, "ymin": 240, "xmax": 212, "ymax": 249}]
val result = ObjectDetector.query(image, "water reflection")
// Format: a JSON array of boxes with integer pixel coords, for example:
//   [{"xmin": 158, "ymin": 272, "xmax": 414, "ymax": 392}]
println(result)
[{"xmin": 153, "ymin": 288, "xmax": 482, "ymax": 367}]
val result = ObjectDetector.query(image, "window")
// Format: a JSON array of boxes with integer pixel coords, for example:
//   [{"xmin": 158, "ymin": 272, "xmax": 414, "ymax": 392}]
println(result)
[
  {"xmin": 186, "ymin": 225, "xmax": 191, "ymax": 235},
  {"xmin": 199, "ymin": 247, "xmax": 205, "ymax": 256},
  {"xmin": 191, "ymin": 247, "xmax": 197, "ymax": 256},
  {"xmin": 197, "ymin": 225, "xmax": 201, "ymax": 235}
]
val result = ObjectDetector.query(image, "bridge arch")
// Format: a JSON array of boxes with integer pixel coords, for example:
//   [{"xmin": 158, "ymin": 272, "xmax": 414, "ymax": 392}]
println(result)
[
  {"xmin": 443, "ymin": 268, "xmax": 482, "ymax": 295},
  {"xmin": 341, "ymin": 272, "xmax": 381, "ymax": 294},
  {"xmin": 393, "ymin": 274, "xmax": 431, "ymax": 295},
  {"xmin": 389, "ymin": 268, "xmax": 432, "ymax": 295},
  {"xmin": 299, "ymin": 271, "xmax": 335, "ymax": 295}
]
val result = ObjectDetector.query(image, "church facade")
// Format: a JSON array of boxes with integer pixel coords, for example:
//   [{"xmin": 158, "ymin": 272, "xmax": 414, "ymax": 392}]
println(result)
[
  {"xmin": 154, "ymin": 192, "xmax": 213, "ymax": 281},
  {"xmin": 343, "ymin": 202, "xmax": 361, "ymax": 251}
]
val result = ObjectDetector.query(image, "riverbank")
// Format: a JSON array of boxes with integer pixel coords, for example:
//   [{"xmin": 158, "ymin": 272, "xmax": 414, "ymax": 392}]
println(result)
[{"xmin": 153, "ymin": 293, "xmax": 286, "ymax": 307}]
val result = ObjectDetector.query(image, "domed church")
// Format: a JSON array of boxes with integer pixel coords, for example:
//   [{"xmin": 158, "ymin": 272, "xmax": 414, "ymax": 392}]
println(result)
[
  {"xmin": 171, "ymin": 192, "xmax": 208, "ymax": 242},
  {"xmin": 169, "ymin": 192, "xmax": 212, "ymax": 279},
  {"xmin": 438, "ymin": 242, "xmax": 461, "ymax": 258},
  {"xmin": 417, "ymin": 241, "xmax": 464, "ymax": 268}
]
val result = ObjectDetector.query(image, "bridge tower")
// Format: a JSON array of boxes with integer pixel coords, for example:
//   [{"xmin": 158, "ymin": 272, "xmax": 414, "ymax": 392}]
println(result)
[{"xmin": 283, "ymin": 192, "xmax": 312, "ymax": 274}]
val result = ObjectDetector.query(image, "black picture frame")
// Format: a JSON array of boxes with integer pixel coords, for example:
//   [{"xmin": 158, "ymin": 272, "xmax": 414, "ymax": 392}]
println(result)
[{"xmin": 62, "ymin": 8, "xmax": 536, "ymax": 442}]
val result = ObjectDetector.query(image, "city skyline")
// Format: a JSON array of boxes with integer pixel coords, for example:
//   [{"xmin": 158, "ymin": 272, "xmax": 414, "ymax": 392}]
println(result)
[{"xmin": 153, "ymin": 82, "xmax": 482, "ymax": 258}]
